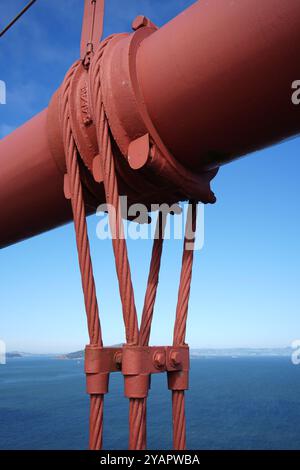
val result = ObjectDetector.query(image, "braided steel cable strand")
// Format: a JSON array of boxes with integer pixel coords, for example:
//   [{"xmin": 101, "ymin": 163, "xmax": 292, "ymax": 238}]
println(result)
[
  {"xmin": 89, "ymin": 394, "xmax": 104, "ymax": 450},
  {"xmin": 89, "ymin": 43, "xmax": 139, "ymax": 345},
  {"xmin": 89, "ymin": 43, "xmax": 146, "ymax": 450},
  {"xmin": 139, "ymin": 212, "xmax": 166, "ymax": 347},
  {"xmin": 128, "ymin": 396, "xmax": 147, "ymax": 450},
  {"xmin": 98, "ymin": 96, "xmax": 144, "ymax": 450},
  {"xmin": 173, "ymin": 202, "xmax": 197, "ymax": 345},
  {"xmin": 172, "ymin": 390, "xmax": 186, "ymax": 450},
  {"xmin": 172, "ymin": 201, "xmax": 198, "ymax": 450},
  {"xmin": 61, "ymin": 62, "xmax": 104, "ymax": 450},
  {"xmin": 136, "ymin": 213, "xmax": 166, "ymax": 449}
]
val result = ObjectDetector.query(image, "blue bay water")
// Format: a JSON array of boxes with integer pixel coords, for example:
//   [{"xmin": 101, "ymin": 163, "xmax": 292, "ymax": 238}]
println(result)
[{"xmin": 0, "ymin": 357, "xmax": 300, "ymax": 450}]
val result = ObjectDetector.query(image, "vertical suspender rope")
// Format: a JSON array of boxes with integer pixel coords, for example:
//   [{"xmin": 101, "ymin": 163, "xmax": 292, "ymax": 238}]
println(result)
[
  {"xmin": 137, "ymin": 212, "xmax": 166, "ymax": 448},
  {"xmin": 89, "ymin": 43, "xmax": 142, "ymax": 450},
  {"xmin": 172, "ymin": 201, "xmax": 197, "ymax": 449},
  {"xmin": 61, "ymin": 61, "xmax": 104, "ymax": 450},
  {"xmin": 89, "ymin": 42, "xmax": 139, "ymax": 346},
  {"xmin": 139, "ymin": 212, "xmax": 166, "ymax": 348}
]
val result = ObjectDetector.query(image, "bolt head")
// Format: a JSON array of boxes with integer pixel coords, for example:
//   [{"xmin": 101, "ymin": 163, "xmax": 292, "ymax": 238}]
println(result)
[
  {"xmin": 132, "ymin": 15, "xmax": 148, "ymax": 31},
  {"xmin": 153, "ymin": 351, "xmax": 165, "ymax": 369},
  {"xmin": 114, "ymin": 351, "xmax": 122, "ymax": 369},
  {"xmin": 170, "ymin": 351, "xmax": 181, "ymax": 367},
  {"xmin": 83, "ymin": 116, "xmax": 93, "ymax": 127},
  {"xmin": 132, "ymin": 15, "xmax": 157, "ymax": 31}
]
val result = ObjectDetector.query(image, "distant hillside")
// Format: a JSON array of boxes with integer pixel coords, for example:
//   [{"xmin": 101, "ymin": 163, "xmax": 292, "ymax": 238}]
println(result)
[
  {"xmin": 6, "ymin": 352, "xmax": 56, "ymax": 358},
  {"xmin": 7, "ymin": 352, "xmax": 23, "ymax": 358},
  {"xmin": 57, "ymin": 345, "xmax": 123, "ymax": 360},
  {"xmin": 6, "ymin": 351, "xmax": 48, "ymax": 358},
  {"xmin": 7, "ymin": 350, "xmax": 85, "ymax": 360},
  {"xmin": 57, "ymin": 350, "xmax": 84, "ymax": 360}
]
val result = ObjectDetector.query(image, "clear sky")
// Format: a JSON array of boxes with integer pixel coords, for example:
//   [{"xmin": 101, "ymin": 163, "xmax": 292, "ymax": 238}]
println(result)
[{"xmin": 0, "ymin": 0, "xmax": 299, "ymax": 353}]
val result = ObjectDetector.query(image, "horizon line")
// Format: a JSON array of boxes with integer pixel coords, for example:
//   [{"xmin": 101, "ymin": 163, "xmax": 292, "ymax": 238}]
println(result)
[{"xmin": 7, "ymin": 346, "xmax": 295, "ymax": 355}]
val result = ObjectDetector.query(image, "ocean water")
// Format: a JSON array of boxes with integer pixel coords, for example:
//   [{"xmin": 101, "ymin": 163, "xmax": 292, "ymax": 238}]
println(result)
[{"xmin": 0, "ymin": 357, "xmax": 300, "ymax": 450}]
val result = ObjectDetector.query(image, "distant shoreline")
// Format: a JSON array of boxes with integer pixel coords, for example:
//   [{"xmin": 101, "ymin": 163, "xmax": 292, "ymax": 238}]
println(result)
[{"xmin": 6, "ymin": 347, "xmax": 294, "ymax": 360}]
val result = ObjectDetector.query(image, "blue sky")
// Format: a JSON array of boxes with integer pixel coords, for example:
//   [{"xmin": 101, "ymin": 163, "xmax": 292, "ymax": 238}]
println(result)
[{"xmin": 0, "ymin": 0, "xmax": 299, "ymax": 353}]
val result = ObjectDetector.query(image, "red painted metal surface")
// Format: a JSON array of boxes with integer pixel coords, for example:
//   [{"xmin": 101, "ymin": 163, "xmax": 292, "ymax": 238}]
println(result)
[
  {"xmin": 136, "ymin": 0, "xmax": 300, "ymax": 170},
  {"xmin": 80, "ymin": 0, "xmax": 105, "ymax": 61},
  {"xmin": 1, "ymin": 0, "xmax": 300, "ymax": 248},
  {"xmin": 0, "ymin": 110, "xmax": 71, "ymax": 248}
]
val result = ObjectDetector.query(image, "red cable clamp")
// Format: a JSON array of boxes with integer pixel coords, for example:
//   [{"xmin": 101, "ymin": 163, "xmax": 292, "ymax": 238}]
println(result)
[
  {"xmin": 122, "ymin": 345, "xmax": 190, "ymax": 399},
  {"xmin": 84, "ymin": 345, "xmax": 122, "ymax": 395}
]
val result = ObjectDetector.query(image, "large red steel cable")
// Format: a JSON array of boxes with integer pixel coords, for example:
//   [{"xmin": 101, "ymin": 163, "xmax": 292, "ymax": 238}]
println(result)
[{"xmin": 2, "ymin": 1, "xmax": 300, "ymax": 248}]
